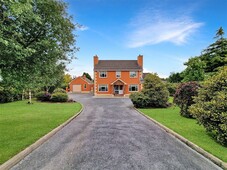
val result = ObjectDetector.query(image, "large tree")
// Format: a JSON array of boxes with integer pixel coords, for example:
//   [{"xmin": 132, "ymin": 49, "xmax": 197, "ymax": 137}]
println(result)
[
  {"xmin": 0, "ymin": 0, "xmax": 78, "ymax": 102},
  {"xmin": 201, "ymin": 27, "xmax": 227, "ymax": 73}
]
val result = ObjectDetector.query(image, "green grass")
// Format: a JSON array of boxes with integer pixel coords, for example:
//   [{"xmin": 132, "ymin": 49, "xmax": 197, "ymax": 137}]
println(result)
[
  {"xmin": 0, "ymin": 100, "xmax": 82, "ymax": 164},
  {"xmin": 139, "ymin": 100, "xmax": 227, "ymax": 162}
]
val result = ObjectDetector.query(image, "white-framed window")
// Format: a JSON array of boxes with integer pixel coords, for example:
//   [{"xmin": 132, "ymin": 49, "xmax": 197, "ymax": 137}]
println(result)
[
  {"xmin": 98, "ymin": 85, "xmax": 108, "ymax": 92},
  {"xmin": 99, "ymin": 71, "xmax": 107, "ymax": 78},
  {"xmin": 129, "ymin": 84, "xmax": 138, "ymax": 92},
  {"xmin": 84, "ymin": 84, "xmax": 87, "ymax": 89},
  {"xmin": 116, "ymin": 71, "xmax": 121, "ymax": 78},
  {"xmin": 130, "ymin": 71, "xmax": 137, "ymax": 78}
]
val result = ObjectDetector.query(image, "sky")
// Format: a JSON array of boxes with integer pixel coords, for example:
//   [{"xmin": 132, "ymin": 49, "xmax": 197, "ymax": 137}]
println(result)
[{"xmin": 64, "ymin": 0, "xmax": 227, "ymax": 78}]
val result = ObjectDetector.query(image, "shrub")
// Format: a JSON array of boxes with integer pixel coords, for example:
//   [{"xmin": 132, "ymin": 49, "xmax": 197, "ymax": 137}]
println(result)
[
  {"xmin": 166, "ymin": 83, "xmax": 178, "ymax": 96},
  {"xmin": 53, "ymin": 88, "xmax": 66, "ymax": 93},
  {"xmin": 36, "ymin": 92, "xmax": 51, "ymax": 101},
  {"xmin": 51, "ymin": 92, "xmax": 68, "ymax": 102},
  {"xmin": 142, "ymin": 73, "xmax": 169, "ymax": 108},
  {"xmin": 129, "ymin": 92, "xmax": 149, "ymax": 108},
  {"xmin": 189, "ymin": 67, "xmax": 227, "ymax": 146},
  {"xmin": 174, "ymin": 82, "xmax": 200, "ymax": 118},
  {"xmin": 0, "ymin": 86, "xmax": 21, "ymax": 103}
]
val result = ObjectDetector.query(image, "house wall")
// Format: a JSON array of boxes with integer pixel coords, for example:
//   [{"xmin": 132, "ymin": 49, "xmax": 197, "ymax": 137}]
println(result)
[
  {"xmin": 69, "ymin": 77, "xmax": 93, "ymax": 93},
  {"xmin": 94, "ymin": 71, "xmax": 142, "ymax": 96}
]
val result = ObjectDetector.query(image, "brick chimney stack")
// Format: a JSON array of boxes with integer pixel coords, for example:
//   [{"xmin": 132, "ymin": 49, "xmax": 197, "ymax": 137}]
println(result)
[
  {"xmin": 137, "ymin": 55, "xmax": 143, "ymax": 67},
  {"xmin": 94, "ymin": 55, "xmax": 99, "ymax": 66}
]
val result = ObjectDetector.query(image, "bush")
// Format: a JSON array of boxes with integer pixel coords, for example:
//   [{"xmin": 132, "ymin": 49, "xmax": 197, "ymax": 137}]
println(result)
[
  {"xmin": 129, "ymin": 92, "xmax": 149, "ymax": 108},
  {"xmin": 51, "ymin": 92, "xmax": 68, "ymax": 102},
  {"xmin": 166, "ymin": 83, "xmax": 178, "ymax": 96},
  {"xmin": 142, "ymin": 73, "xmax": 169, "ymax": 108},
  {"xmin": 189, "ymin": 67, "xmax": 227, "ymax": 146},
  {"xmin": 0, "ymin": 86, "xmax": 21, "ymax": 103},
  {"xmin": 36, "ymin": 91, "xmax": 51, "ymax": 101},
  {"xmin": 53, "ymin": 88, "xmax": 66, "ymax": 93},
  {"xmin": 174, "ymin": 82, "xmax": 200, "ymax": 118}
]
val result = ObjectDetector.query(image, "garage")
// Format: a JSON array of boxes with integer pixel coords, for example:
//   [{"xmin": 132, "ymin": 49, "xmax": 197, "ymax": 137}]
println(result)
[{"xmin": 73, "ymin": 85, "xmax": 81, "ymax": 92}]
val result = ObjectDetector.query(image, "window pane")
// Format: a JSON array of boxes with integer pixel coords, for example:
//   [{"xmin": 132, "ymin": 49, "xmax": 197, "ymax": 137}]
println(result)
[
  {"xmin": 100, "ymin": 71, "xmax": 107, "ymax": 78},
  {"xmin": 99, "ymin": 85, "xmax": 108, "ymax": 91},
  {"xmin": 116, "ymin": 71, "xmax": 121, "ymax": 78},
  {"xmin": 129, "ymin": 85, "xmax": 138, "ymax": 91},
  {"xmin": 130, "ymin": 71, "xmax": 137, "ymax": 78}
]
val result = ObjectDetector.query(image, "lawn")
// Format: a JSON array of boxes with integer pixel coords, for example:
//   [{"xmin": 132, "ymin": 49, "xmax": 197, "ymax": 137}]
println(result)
[
  {"xmin": 0, "ymin": 100, "xmax": 82, "ymax": 165},
  {"xmin": 139, "ymin": 104, "xmax": 227, "ymax": 162}
]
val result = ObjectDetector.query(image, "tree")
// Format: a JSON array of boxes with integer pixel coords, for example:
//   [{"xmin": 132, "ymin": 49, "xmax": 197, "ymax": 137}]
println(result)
[
  {"xmin": 174, "ymin": 82, "xmax": 200, "ymax": 118},
  {"xmin": 201, "ymin": 27, "xmax": 227, "ymax": 73},
  {"xmin": 62, "ymin": 73, "xmax": 72, "ymax": 88},
  {"xmin": 168, "ymin": 72, "xmax": 183, "ymax": 83},
  {"xmin": 82, "ymin": 72, "xmax": 92, "ymax": 81},
  {"xmin": 182, "ymin": 57, "xmax": 206, "ymax": 82},
  {"xmin": 189, "ymin": 67, "xmax": 227, "ymax": 146},
  {"xmin": 0, "ymin": 0, "xmax": 78, "ymax": 103}
]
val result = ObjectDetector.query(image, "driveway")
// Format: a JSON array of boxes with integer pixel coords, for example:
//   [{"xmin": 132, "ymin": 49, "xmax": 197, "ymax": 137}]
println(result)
[{"xmin": 12, "ymin": 94, "xmax": 221, "ymax": 170}]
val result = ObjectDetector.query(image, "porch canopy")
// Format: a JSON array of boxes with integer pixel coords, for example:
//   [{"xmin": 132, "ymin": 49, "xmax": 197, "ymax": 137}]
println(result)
[{"xmin": 111, "ymin": 79, "xmax": 127, "ymax": 85}]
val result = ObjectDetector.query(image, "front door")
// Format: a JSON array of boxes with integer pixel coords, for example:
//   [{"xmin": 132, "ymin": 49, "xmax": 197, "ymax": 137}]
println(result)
[{"xmin": 114, "ymin": 85, "xmax": 123, "ymax": 94}]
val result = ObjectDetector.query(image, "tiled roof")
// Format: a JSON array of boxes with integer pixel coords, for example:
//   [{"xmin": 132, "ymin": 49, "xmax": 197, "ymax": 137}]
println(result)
[{"xmin": 94, "ymin": 60, "xmax": 142, "ymax": 71}]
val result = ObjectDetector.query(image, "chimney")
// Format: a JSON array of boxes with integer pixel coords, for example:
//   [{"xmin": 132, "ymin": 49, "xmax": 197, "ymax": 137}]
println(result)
[
  {"xmin": 137, "ymin": 55, "xmax": 143, "ymax": 67},
  {"xmin": 94, "ymin": 55, "xmax": 99, "ymax": 66}
]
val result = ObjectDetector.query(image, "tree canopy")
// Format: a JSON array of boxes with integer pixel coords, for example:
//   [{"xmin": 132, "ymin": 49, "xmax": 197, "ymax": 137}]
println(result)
[{"xmin": 0, "ymin": 0, "xmax": 78, "ymax": 91}]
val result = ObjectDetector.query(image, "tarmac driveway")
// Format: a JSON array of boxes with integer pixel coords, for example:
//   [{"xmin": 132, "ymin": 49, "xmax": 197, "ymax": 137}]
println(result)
[{"xmin": 12, "ymin": 94, "xmax": 221, "ymax": 170}]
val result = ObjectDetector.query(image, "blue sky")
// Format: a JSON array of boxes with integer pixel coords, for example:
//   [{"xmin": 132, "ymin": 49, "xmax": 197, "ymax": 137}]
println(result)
[{"xmin": 64, "ymin": 0, "xmax": 227, "ymax": 78}]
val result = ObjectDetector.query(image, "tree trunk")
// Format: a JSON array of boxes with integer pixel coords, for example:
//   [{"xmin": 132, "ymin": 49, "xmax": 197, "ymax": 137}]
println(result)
[
  {"xmin": 22, "ymin": 89, "xmax": 24, "ymax": 100},
  {"xmin": 29, "ymin": 89, "xmax": 32, "ymax": 104}
]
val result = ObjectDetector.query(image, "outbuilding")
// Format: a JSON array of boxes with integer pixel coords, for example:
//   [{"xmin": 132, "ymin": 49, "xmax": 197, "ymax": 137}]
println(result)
[{"xmin": 69, "ymin": 75, "xmax": 93, "ymax": 93}]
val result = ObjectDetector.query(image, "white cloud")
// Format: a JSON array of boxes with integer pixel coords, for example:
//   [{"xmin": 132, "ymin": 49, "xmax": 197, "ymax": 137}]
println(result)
[
  {"xmin": 127, "ymin": 9, "xmax": 203, "ymax": 48},
  {"xmin": 78, "ymin": 25, "xmax": 89, "ymax": 31}
]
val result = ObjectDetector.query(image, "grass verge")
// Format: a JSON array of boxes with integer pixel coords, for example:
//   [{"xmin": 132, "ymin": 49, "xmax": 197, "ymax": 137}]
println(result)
[
  {"xmin": 139, "ymin": 106, "xmax": 227, "ymax": 162},
  {"xmin": 0, "ymin": 100, "xmax": 82, "ymax": 164}
]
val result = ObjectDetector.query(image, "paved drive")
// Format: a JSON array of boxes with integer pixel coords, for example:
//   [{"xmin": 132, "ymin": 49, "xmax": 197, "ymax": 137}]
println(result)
[{"xmin": 12, "ymin": 94, "xmax": 221, "ymax": 170}]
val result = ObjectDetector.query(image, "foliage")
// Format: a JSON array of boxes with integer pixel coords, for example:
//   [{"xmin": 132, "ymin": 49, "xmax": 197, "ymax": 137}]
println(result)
[
  {"xmin": 36, "ymin": 91, "xmax": 51, "ymax": 102},
  {"xmin": 174, "ymin": 82, "xmax": 200, "ymax": 118},
  {"xmin": 143, "ymin": 73, "xmax": 169, "ymax": 108},
  {"xmin": 129, "ymin": 92, "xmax": 149, "ymax": 108},
  {"xmin": 130, "ymin": 73, "xmax": 169, "ymax": 108},
  {"xmin": 139, "ymin": 106, "xmax": 227, "ymax": 162},
  {"xmin": 166, "ymin": 83, "xmax": 178, "ymax": 96},
  {"xmin": 62, "ymin": 73, "xmax": 72, "ymax": 88},
  {"xmin": 0, "ymin": 100, "xmax": 81, "ymax": 164},
  {"xmin": 82, "ymin": 72, "xmax": 92, "ymax": 81},
  {"xmin": 0, "ymin": 0, "xmax": 78, "ymax": 91},
  {"xmin": 51, "ymin": 92, "xmax": 68, "ymax": 102},
  {"xmin": 182, "ymin": 57, "xmax": 206, "ymax": 82},
  {"xmin": 0, "ymin": 86, "xmax": 21, "ymax": 103},
  {"xmin": 167, "ymin": 72, "xmax": 183, "ymax": 83},
  {"xmin": 189, "ymin": 67, "xmax": 227, "ymax": 146},
  {"xmin": 53, "ymin": 88, "xmax": 66, "ymax": 94},
  {"xmin": 201, "ymin": 27, "xmax": 227, "ymax": 73}
]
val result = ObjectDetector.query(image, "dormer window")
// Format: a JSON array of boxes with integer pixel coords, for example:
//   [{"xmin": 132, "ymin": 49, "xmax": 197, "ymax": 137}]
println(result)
[
  {"xmin": 99, "ymin": 71, "xmax": 107, "ymax": 78},
  {"xmin": 130, "ymin": 71, "xmax": 137, "ymax": 78}
]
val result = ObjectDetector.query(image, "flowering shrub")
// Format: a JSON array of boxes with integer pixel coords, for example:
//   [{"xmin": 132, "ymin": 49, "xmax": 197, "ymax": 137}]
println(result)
[
  {"xmin": 174, "ymin": 82, "xmax": 200, "ymax": 118},
  {"xmin": 189, "ymin": 67, "xmax": 227, "ymax": 146},
  {"xmin": 36, "ymin": 91, "xmax": 51, "ymax": 101}
]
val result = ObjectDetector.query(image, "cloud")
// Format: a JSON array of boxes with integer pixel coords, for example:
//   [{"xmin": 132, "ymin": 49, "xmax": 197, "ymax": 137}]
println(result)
[
  {"xmin": 78, "ymin": 25, "xmax": 89, "ymax": 31},
  {"xmin": 126, "ymin": 8, "xmax": 203, "ymax": 48}
]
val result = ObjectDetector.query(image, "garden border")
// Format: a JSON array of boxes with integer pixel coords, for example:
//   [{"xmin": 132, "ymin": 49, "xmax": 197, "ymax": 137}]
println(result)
[
  {"xmin": 0, "ymin": 103, "xmax": 84, "ymax": 170},
  {"xmin": 135, "ymin": 108, "xmax": 227, "ymax": 170}
]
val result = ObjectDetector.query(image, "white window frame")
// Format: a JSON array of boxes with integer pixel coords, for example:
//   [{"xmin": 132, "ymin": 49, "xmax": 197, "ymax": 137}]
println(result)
[
  {"xmin": 130, "ymin": 71, "xmax": 137, "ymax": 78},
  {"xmin": 129, "ymin": 84, "xmax": 138, "ymax": 92},
  {"xmin": 99, "ymin": 71, "xmax": 107, "ymax": 78},
  {"xmin": 116, "ymin": 71, "xmax": 121, "ymax": 78},
  {"xmin": 98, "ymin": 85, "xmax": 108, "ymax": 92}
]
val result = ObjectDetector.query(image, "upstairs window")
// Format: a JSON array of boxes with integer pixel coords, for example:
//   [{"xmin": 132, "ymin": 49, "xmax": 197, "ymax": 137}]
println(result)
[
  {"xmin": 99, "ymin": 71, "xmax": 107, "ymax": 78},
  {"xmin": 130, "ymin": 71, "xmax": 137, "ymax": 78},
  {"xmin": 116, "ymin": 71, "xmax": 121, "ymax": 78}
]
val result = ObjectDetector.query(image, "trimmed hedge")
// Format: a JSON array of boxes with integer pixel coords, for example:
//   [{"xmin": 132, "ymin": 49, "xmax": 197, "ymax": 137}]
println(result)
[
  {"xmin": 51, "ymin": 92, "xmax": 68, "ymax": 102},
  {"xmin": 36, "ymin": 91, "xmax": 51, "ymax": 101},
  {"xmin": 53, "ymin": 88, "xmax": 66, "ymax": 93},
  {"xmin": 130, "ymin": 92, "xmax": 149, "ymax": 108}
]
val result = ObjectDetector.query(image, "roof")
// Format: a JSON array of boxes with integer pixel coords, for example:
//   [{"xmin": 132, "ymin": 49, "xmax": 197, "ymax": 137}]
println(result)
[
  {"xmin": 69, "ymin": 76, "xmax": 93, "ymax": 85},
  {"xmin": 94, "ymin": 60, "xmax": 142, "ymax": 71}
]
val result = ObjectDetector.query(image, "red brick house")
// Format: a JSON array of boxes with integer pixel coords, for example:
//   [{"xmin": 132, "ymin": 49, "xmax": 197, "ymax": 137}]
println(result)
[
  {"xmin": 93, "ymin": 55, "xmax": 143, "ymax": 97},
  {"xmin": 69, "ymin": 75, "xmax": 93, "ymax": 93}
]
